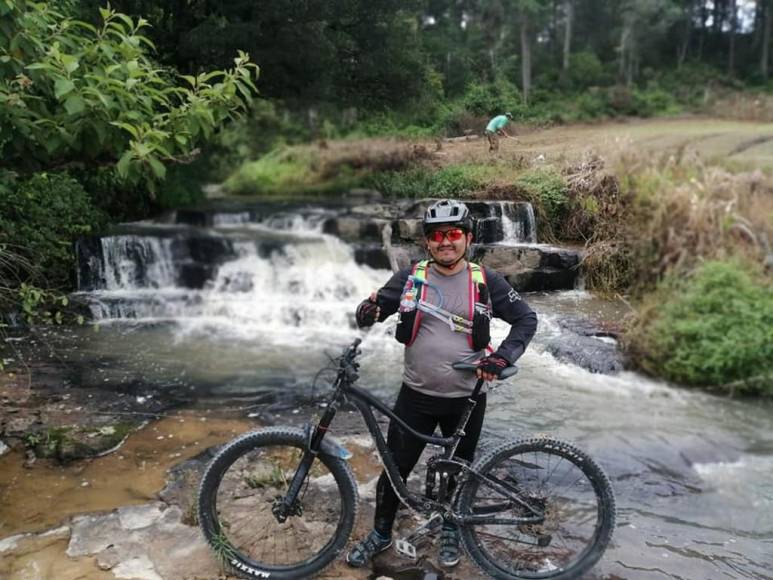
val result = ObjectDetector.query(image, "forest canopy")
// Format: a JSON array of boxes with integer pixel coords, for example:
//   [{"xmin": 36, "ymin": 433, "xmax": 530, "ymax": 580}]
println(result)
[{"xmin": 104, "ymin": 0, "xmax": 772, "ymax": 109}]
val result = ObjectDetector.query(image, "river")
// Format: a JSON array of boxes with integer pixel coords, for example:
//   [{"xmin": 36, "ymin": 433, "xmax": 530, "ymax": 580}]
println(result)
[{"xmin": 2, "ymin": 201, "xmax": 772, "ymax": 579}]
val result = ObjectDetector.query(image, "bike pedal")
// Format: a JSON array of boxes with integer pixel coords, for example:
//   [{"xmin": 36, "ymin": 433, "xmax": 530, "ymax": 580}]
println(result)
[{"xmin": 394, "ymin": 538, "xmax": 418, "ymax": 561}]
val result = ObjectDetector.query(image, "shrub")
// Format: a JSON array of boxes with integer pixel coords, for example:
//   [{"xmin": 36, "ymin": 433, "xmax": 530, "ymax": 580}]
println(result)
[
  {"xmin": 363, "ymin": 167, "xmax": 432, "ymax": 198},
  {"xmin": 630, "ymin": 86, "xmax": 680, "ymax": 117},
  {"xmin": 0, "ymin": 171, "xmax": 106, "ymax": 289},
  {"xmin": 573, "ymin": 90, "xmax": 613, "ymax": 119},
  {"xmin": 224, "ymin": 150, "xmax": 313, "ymax": 195},
  {"xmin": 627, "ymin": 261, "xmax": 773, "ymax": 395},
  {"xmin": 363, "ymin": 165, "xmax": 488, "ymax": 199},
  {"xmin": 569, "ymin": 51, "xmax": 607, "ymax": 88},
  {"xmin": 513, "ymin": 168, "xmax": 568, "ymax": 239}
]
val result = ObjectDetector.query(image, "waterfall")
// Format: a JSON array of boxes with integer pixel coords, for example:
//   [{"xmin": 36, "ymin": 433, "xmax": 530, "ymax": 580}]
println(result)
[
  {"xmin": 100, "ymin": 236, "xmax": 177, "ymax": 290},
  {"xmin": 498, "ymin": 201, "xmax": 537, "ymax": 244},
  {"xmin": 76, "ymin": 211, "xmax": 391, "ymax": 346}
]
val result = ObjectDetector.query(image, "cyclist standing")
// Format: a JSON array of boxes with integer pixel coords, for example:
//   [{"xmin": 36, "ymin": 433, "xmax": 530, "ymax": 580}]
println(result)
[{"xmin": 347, "ymin": 199, "xmax": 538, "ymax": 569}]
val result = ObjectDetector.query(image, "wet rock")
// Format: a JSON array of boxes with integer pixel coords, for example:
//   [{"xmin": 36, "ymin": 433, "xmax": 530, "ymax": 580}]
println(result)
[
  {"xmin": 546, "ymin": 317, "xmax": 625, "ymax": 374},
  {"xmin": 354, "ymin": 245, "xmax": 395, "ymax": 271},
  {"xmin": 3, "ymin": 415, "xmax": 40, "ymax": 436},
  {"xmin": 67, "ymin": 502, "xmax": 218, "ymax": 580},
  {"xmin": 396, "ymin": 219, "xmax": 422, "ymax": 242},
  {"xmin": 175, "ymin": 209, "xmax": 210, "ymax": 227},
  {"xmin": 473, "ymin": 245, "xmax": 581, "ymax": 291},
  {"xmin": 26, "ymin": 422, "xmax": 136, "ymax": 463},
  {"xmin": 352, "ymin": 245, "xmax": 423, "ymax": 272},
  {"xmin": 74, "ymin": 236, "xmax": 107, "ymax": 290},
  {"xmin": 506, "ymin": 267, "xmax": 579, "ymax": 292},
  {"xmin": 472, "ymin": 245, "xmax": 542, "ymax": 274},
  {"xmin": 182, "ymin": 235, "xmax": 235, "ymax": 264},
  {"xmin": 159, "ymin": 447, "xmax": 220, "ymax": 523},
  {"xmin": 178, "ymin": 263, "xmax": 216, "ymax": 290},
  {"xmin": 323, "ymin": 216, "xmax": 389, "ymax": 243},
  {"xmin": 474, "ymin": 217, "xmax": 502, "ymax": 244}
]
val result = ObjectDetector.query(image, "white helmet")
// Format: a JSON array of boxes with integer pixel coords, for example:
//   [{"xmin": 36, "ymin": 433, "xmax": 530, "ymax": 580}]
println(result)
[{"xmin": 422, "ymin": 199, "xmax": 473, "ymax": 234}]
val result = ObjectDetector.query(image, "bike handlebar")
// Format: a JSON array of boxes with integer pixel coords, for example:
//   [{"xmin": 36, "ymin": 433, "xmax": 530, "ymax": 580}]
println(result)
[
  {"xmin": 452, "ymin": 361, "xmax": 519, "ymax": 379},
  {"xmin": 338, "ymin": 339, "xmax": 517, "ymax": 380}
]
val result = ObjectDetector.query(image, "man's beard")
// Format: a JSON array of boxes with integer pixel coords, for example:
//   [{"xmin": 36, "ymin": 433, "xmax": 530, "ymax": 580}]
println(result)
[{"xmin": 433, "ymin": 244, "xmax": 467, "ymax": 267}]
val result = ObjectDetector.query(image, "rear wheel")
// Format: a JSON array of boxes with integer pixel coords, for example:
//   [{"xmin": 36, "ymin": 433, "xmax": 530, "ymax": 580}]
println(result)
[
  {"xmin": 197, "ymin": 427, "xmax": 358, "ymax": 579},
  {"xmin": 458, "ymin": 438, "xmax": 615, "ymax": 580}
]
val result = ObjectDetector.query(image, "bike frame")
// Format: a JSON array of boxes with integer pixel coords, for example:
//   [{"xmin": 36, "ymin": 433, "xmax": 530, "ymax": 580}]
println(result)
[{"xmin": 278, "ymin": 345, "xmax": 542, "ymax": 527}]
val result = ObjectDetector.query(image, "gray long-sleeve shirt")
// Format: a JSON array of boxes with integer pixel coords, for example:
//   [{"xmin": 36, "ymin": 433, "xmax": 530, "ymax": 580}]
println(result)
[{"xmin": 366, "ymin": 262, "xmax": 538, "ymax": 397}]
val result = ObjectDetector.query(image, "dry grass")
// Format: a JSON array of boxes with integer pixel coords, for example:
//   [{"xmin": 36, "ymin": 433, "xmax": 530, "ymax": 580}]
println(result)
[
  {"xmin": 315, "ymin": 138, "xmax": 434, "ymax": 178},
  {"xmin": 618, "ymin": 150, "xmax": 771, "ymax": 282},
  {"xmin": 702, "ymin": 89, "xmax": 773, "ymax": 123}
]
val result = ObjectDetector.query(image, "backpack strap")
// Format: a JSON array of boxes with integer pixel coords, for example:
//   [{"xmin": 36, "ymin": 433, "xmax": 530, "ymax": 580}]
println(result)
[
  {"xmin": 406, "ymin": 260, "xmax": 429, "ymax": 347},
  {"xmin": 468, "ymin": 262, "xmax": 492, "ymax": 351}
]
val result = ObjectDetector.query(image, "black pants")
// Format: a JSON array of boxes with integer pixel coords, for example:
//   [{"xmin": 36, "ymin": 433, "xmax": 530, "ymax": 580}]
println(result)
[{"xmin": 374, "ymin": 384, "xmax": 487, "ymax": 535}]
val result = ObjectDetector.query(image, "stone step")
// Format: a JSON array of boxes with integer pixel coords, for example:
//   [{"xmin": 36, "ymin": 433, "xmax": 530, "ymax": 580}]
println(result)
[
  {"xmin": 352, "ymin": 243, "xmax": 582, "ymax": 292},
  {"xmin": 323, "ymin": 199, "xmax": 537, "ymax": 245}
]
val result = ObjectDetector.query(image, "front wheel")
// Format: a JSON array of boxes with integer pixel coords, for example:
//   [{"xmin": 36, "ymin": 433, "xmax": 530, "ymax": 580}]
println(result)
[
  {"xmin": 197, "ymin": 427, "xmax": 358, "ymax": 579},
  {"xmin": 457, "ymin": 437, "xmax": 616, "ymax": 580}
]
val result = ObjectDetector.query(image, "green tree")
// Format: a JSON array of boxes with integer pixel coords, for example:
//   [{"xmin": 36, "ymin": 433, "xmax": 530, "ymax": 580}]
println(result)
[{"xmin": 0, "ymin": 1, "xmax": 259, "ymax": 194}]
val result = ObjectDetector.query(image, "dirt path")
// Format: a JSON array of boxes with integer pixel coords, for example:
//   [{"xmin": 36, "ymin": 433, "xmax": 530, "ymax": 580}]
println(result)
[{"xmin": 436, "ymin": 117, "xmax": 773, "ymax": 170}]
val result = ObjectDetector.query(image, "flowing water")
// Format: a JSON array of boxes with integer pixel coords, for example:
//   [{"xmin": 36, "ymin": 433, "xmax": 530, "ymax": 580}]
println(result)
[{"xmin": 3, "ymin": 203, "xmax": 772, "ymax": 579}]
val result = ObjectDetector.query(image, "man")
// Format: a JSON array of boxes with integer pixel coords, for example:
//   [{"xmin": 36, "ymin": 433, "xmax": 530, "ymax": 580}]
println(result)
[
  {"xmin": 347, "ymin": 199, "xmax": 538, "ymax": 569},
  {"xmin": 485, "ymin": 112, "xmax": 514, "ymax": 153}
]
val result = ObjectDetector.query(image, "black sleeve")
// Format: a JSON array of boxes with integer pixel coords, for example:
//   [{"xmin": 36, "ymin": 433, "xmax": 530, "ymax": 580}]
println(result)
[
  {"xmin": 359, "ymin": 267, "xmax": 411, "ymax": 323},
  {"xmin": 485, "ymin": 268, "xmax": 538, "ymax": 364}
]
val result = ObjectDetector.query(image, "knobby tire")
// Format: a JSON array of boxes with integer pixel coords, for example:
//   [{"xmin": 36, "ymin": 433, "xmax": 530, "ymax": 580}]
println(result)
[{"xmin": 197, "ymin": 427, "xmax": 358, "ymax": 579}]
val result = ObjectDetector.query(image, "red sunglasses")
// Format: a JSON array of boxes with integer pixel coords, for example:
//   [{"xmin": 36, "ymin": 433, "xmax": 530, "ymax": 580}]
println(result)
[{"xmin": 427, "ymin": 228, "xmax": 466, "ymax": 243}]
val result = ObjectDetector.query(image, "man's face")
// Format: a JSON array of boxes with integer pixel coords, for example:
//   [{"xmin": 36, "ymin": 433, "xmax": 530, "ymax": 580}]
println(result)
[{"xmin": 425, "ymin": 225, "xmax": 472, "ymax": 266}]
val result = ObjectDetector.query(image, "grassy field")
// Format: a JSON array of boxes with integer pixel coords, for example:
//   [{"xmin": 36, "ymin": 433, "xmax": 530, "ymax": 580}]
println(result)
[{"xmin": 437, "ymin": 117, "xmax": 773, "ymax": 170}]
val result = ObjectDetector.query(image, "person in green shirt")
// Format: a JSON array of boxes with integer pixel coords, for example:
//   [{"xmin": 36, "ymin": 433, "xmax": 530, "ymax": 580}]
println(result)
[{"xmin": 485, "ymin": 112, "xmax": 513, "ymax": 153}]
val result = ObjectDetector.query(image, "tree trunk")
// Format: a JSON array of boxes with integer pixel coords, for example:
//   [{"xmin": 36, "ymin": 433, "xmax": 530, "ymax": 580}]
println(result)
[
  {"xmin": 562, "ymin": 0, "xmax": 573, "ymax": 76},
  {"xmin": 763, "ymin": 0, "xmax": 772, "ymax": 80},
  {"xmin": 728, "ymin": 0, "xmax": 737, "ymax": 76},
  {"xmin": 619, "ymin": 22, "xmax": 630, "ymax": 82},
  {"xmin": 521, "ymin": 13, "xmax": 532, "ymax": 104},
  {"xmin": 698, "ymin": 0, "xmax": 708, "ymax": 61},
  {"xmin": 713, "ymin": 0, "xmax": 723, "ymax": 33},
  {"xmin": 677, "ymin": 2, "xmax": 693, "ymax": 68}
]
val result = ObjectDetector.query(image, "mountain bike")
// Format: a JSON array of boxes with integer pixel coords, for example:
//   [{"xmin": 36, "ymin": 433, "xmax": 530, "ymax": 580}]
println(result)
[{"xmin": 197, "ymin": 338, "xmax": 616, "ymax": 579}]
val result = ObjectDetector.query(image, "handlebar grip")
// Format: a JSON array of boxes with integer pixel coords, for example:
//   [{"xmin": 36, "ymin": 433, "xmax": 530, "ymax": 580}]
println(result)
[{"xmin": 452, "ymin": 362, "xmax": 519, "ymax": 379}]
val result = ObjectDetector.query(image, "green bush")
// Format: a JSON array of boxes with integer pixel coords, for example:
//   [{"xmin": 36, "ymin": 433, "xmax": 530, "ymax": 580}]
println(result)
[
  {"xmin": 364, "ymin": 167, "xmax": 433, "ymax": 198},
  {"xmin": 514, "ymin": 168, "xmax": 568, "ymax": 236},
  {"xmin": 569, "ymin": 51, "xmax": 607, "ymax": 88},
  {"xmin": 0, "ymin": 171, "xmax": 106, "ymax": 288},
  {"xmin": 224, "ymin": 150, "xmax": 313, "ymax": 195},
  {"xmin": 630, "ymin": 261, "xmax": 773, "ymax": 395},
  {"xmin": 364, "ymin": 165, "xmax": 487, "ymax": 199},
  {"xmin": 203, "ymin": 100, "xmax": 310, "ymax": 182},
  {"xmin": 573, "ymin": 89, "xmax": 613, "ymax": 119},
  {"xmin": 461, "ymin": 78, "xmax": 522, "ymax": 117},
  {"xmin": 630, "ymin": 86, "xmax": 680, "ymax": 117}
]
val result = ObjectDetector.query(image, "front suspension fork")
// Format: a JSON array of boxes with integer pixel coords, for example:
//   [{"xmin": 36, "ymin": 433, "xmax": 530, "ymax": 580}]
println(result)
[{"xmin": 274, "ymin": 399, "xmax": 340, "ymax": 522}]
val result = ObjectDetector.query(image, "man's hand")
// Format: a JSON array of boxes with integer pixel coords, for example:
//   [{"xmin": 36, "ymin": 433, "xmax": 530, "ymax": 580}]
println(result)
[
  {"xmin": 476, "ymin": 353, "xmax": 510, "ymax": 381},
  {"xmin": 355, "ymin": 291, "xmax": 381, "ymax": 327}
]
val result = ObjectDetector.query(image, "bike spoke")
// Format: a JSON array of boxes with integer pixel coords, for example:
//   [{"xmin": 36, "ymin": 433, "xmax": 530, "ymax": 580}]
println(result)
[
  {"xmin": 464, "ymin": 446, "xmax": 607, "ymax": 578},
  {"xmin": 213, "ymin": 444, "xmax": 344, "ymax": 568}
]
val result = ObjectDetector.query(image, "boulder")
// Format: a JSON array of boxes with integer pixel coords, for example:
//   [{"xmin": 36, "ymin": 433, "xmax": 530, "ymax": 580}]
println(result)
[{"xmin": 546, "ymin": 316, "xmax": 625, "ymax": 374}]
